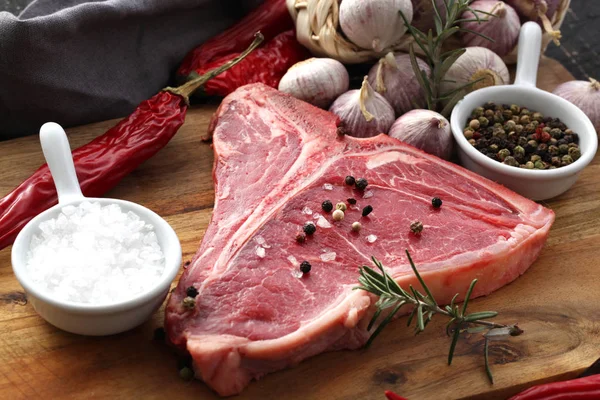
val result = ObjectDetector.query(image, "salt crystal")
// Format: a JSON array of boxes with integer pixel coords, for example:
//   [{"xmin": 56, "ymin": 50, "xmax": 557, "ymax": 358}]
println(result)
[
  {"xmin": 363, "ymin": 190, "xmax": 374, "ymax": 199},
  {"xmin": 320, "ymin": 252, "xmax": 336, "ymax": 262},
  {"xmin": 316, "ymin": 216, "xmax": 332, "ymax": 228},
  {"xmin": 255, "ymin": 235, "xmax": 270, "ymax": 248},
  {"xmin": 302, "ymin": 207, "xmax": 313, "ymax": 215},
  {"xmin": 287, "ymin": 255, "xmax": 298, "ymax": 266},
  {"xmin": 25, "ymin": 202, "xmax": 165, "ymax": 305},
  {"xmin": 255, "ymin": 246, "xmax": 266, "ymax": 258},
  {"xmin": 366, "ymin": 234, "xmax": 378, "ymax": 243},
  {"xmin": 291, "ymin": 269, "xmax": 303, "ymax": 279},
  {"xmin": 323, "ymin": 183, "xmax": 333, "ymax": 191}
]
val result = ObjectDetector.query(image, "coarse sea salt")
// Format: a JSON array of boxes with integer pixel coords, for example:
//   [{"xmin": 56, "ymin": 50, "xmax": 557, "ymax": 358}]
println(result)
[
  {"xmin": 363, "ymin": 190, "xmax": 374, "ymax": 199},
  {"xmin": 366, "ymin": 234, "xmax": 378, "ymax": 243},
  {"xmin": 302, "ymin": 206, "xmax": 313, "ymax": 215},
  {"xmin": 256, "ymin": 246, "xmax": 266, "ymax": 258},
  {"xmin": 25, "ymin": 202, "xmax": 165, "ymax": 305},
  {"xmin": 320, "ymin": 252, "xmax": 336, "ymax": 262},
  {"xmin": 323, "ymin": 183, "xmax": 333, "ymax": 191},
  {"xmin": 316, "ymin": 215, "xmax": 332, "ymax": 228}
]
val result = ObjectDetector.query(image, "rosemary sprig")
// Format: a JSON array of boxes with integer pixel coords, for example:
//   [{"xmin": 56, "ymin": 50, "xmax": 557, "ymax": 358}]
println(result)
[
  {"xmin": 399, "ymin": 0, "xmax": 496, "ymax": 115},
  {"xmin": 355, "ymin": 250, "xmax": 523, "ymax": 384}
]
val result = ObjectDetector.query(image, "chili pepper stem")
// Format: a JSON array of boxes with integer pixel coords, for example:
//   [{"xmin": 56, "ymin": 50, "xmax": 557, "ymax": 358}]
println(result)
[{"xmin": 164, "ymin": 32, "xmax": 265, "ymax": 103}]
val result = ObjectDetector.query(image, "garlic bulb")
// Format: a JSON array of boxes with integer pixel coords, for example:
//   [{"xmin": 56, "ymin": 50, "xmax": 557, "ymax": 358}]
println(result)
[
  {"xmin": 329, "ymin": 77, "xmax": 395, "ymax": 138},
  {"xmin": 440, "ymin": 47, "xmax": 510, "ymax": 97},
  {"xmin": 505, "ymin": 0, "xmax": 562, "ymax": 44},
  {"xmin": 388, "ymin": 110, "xmax": 453, "ymax": 160},
  {"xmin": 339, "ymin": 0, "xmax": 414, "ymax": 53},
  {"xmin": 278, "ymin": 58, "xmax": 350, "ymax": 109},
  {"xmin": 367, "ymin": 52, "xmax": 431, "ymax": 116},
  {"xmin": 461, "ymin": 1, "xmax": 521, "ymax": 57},
  {"xmin": 553, "ymin": 78, "xmax": 600, "ymax": 133}
]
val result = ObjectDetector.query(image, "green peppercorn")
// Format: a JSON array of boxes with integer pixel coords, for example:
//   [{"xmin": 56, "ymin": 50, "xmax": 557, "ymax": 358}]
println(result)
[
  {"xmin": 534, "ymin": 160, "xmax": 545, "ymax": 169},
  {"xmin": 561, "ymin": 155, "xmax": 573, "ymax": 165},
  {"xmin": 504, "ymin": 120, "xmax": 516, "ymax": 130},
  {"xmin": 549, "ymin": 166, "xmax": 557, "ymax": 169},
  {"xmin": 532, "ymin": 112, "xmax": 543, "ymax": 121},
  {"xmin": 468, "ymin": 139, "xmax": 476, "ymax": 146},
  {"xmin": 527, "ymin": 139, "xmax": 538, "ymax": 148},
  {"xmin": 513, "ymin": 145, "xmax": 525, "ymax": 157},
  {"xmin": 550, "ymin": 128, "xmax": 562, "ymax": 138},
  {"xmin": 551, "ymin": 156, "xmax": 561, "ymax": 167},
  {"xmin": 530, "ymin": 154, "xmax": 541, "ymax": 163},
  {"xmin": 473, "ymin": 106, "xmax": 485, "ymax": 117},
  {"xmin": 510, "ymin": 104, "xmax": 520, "ymax": 114},
  {"xmin": 568, "ymin": 142, "xmax": 578, "ymax": 148},
  {"xmin": 478, "ymin": 117, "xmax": 489, "ymax": 127},
  {"xmin": 548, "ymin": 145, "xmax": 559, "ymax": 155},
  {"xmin": 558, "ymin": 144, "xmax": 569, "ymax": 154},
  {"xmin": 549, "ymin": 138, "xmax": 558, "ymax": 146},
  {"xmin": 469, "ymin": 119, "xmax": 480, "ymax": 129},
  {"xmin": 503, "ymin": 156, "xmax": 519, "ymax": 167},
  {"xmin": 489, "ymin": 144, "xmax": 499, "ymax": 152},
  {"xmin": 524, "ymin": 161, "xmax": 535, "ymax": 169},
  {"xmin": 179, "ymin": 367, "xmax": 194, "ymax": 381},
  {"xmin": 484, "ymin": 109, "xmax": 494, "ymax": 119},
  {"xmin": 497, "ymin": 148, "xmax": 511, "ymax": 161},
  {"xmin": 182, "ymin": 297, "xmax": 196, "ymax": 310},
  {"xmin": 531, "ymin": 120, "xmax": 540, "ymax": 127},
  {"xmin": 512, "ymin": 116, "xmax": 521, "ymax": 123},
  {"xmin": 464, "ymin": 129, "xmax": 474, "ymax": 139},
  {"xmin": 502, "ymin": 109, "xmax": 513, "ymax": 119},
  {"xmin": 524, "ymin": 123, "xmax": 536, "ymax": 133},
  {"xmin": 568, "ymin": 147, "xmax": 581, "ymax": 160},
  {"xmin": 515, "ymin": 124, "xmax": 524, "ymax": 134},
  {"xmin": 542, "ymin": 126, "xmax": 551, "ymax": 133},
  {"xmin": 565, "ymin": 128, "xmax": 574, "ymax": 135},
  {"xmin": 520, "ymin": 108, "xmax": 531, "ymax": 116}
]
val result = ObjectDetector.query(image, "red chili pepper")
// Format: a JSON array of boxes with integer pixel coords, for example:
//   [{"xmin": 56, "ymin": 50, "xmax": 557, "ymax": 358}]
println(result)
[
  {"xmin": 509, "ymin": 374, "xmax": 600, "ymax": 399},
  {"xmin": 0, "ymin": 34, "xmax": 264, "ymax": 251},
  {"xmin": 177, "ymin": 0, "xmax": 293, "ymax": 79},
  {"xmin": 385, "ymin": 390, "xmax": 409, "ymax": 400},
  {"xmin": 197, "ymin": 30, "xmax": 309, "ymax": 97}
]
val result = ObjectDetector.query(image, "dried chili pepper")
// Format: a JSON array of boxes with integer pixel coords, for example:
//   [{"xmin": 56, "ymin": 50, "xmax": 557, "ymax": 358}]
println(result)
[
  {"xmin": 196, "ymin": 30, "xmax": 309, "ymax": 97},
  {"xmin": 385, "ymin": 390, "xmax": 409, "ymax": 400},
  {"xmin": 0, "ymin": 34, "xmax": 264, "ymax": 251},
  {"xmin": 177, "ymin": 0, "xmax": 292, "ymax": 79},
  {"xmin": 509, "ymin": 374, "xmax": 600, "ymax": 400}
]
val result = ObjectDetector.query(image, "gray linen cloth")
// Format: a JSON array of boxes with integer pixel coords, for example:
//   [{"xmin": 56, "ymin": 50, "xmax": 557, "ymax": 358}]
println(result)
[{"xmin": 0, "ymin": 0, "xmax": 261, "ymax": 140}]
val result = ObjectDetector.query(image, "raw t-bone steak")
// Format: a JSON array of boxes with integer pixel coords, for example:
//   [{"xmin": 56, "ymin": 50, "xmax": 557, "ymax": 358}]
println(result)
[{"xmin": 165, "ymin": 83, "xmax": 554, "ymax": 396}]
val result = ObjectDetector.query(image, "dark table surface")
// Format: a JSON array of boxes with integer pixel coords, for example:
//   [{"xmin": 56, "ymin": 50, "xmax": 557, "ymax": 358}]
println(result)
[{"xmin": 1, "ymin": 0, "xmax": 597, "ymax": 81}]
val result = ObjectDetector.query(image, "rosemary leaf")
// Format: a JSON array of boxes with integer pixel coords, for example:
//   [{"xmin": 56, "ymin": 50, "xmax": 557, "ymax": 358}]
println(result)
[
  {"xmin": 458, "ymin": 28, "xmax": 496, "ymax": 43},
  {"xmin": 465, "ymin": 311, "xmax": 499, "ymax": 322},
  {"xmin": 407, "ymin": 306, "xmax": 417, "ymax": 327},
  {"xmin": 417, "ymin": 303, "xmax": 425, "ymax": 332},
  {"xmin": 461, "ymin": 279, "xmax": 478, "ymax": 316},
  {"xmin": 448, "ymin": 324, "xmax": 462, "ymax": 365},
  {"xmin": 365, "ymin": 301, "xmax": 405, "ymax": 348},
  {"xmin": 467, "ymin": 326, "xmax": 487, "ymax": 334},
  {"xmin": 440, "ymin": 90, "xmax": 465, "ymax": 117},
  {"xmin": 367, "ymin": 308, "xmax": 384, "ymax": 332},
  {"xmin": 436, "ymin": 48, "xmax": 466, "ymax": 87},
  {"xmin": 446, "ymin": 317, "xmax": 456, "ymax": 336},
  {"xmin": 405, "ymin": 249, "xmax": 437, "ymax": 306},
  {"xmin": 450, "ymin": 293, "xmax": 459, "ymax": 309},
  {"xmin": 484, "ymin": 337, "xmax": 494, "ymax": 384}
]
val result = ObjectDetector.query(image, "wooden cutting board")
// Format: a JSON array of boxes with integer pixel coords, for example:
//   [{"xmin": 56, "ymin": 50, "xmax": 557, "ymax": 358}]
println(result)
[{"xmin": 1, "ymin": 57, "xmax": 598, "ymax": 400}]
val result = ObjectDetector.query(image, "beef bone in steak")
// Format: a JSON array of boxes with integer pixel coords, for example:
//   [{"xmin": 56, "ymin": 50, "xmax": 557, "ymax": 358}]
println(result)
[{"xmin": 165, "ymin": 83, "xmax": 554, "ymax": 396}]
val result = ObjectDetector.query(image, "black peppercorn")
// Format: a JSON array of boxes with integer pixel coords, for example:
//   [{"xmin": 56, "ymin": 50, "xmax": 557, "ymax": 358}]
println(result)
[
  {"xmin": 296, "ymin": 233, "xmax": 306, "ymax": 243},
  {"xmin": 432, "ymin": 197, "xmax": 442, "ymax": 208},
  {"xmin": 347, "ymin": 198, "xmax": 357, "ymax": 205},
  {"xmin": 362, "ymin": 205, "xmax": 373, "ymax": 217},
  {"xmin": 186, "ymin": 286, "xmax": 199, "ymax": 298},
  {"xmin": 300, "ymin": 261, "xmax": 312, "ymax": 274},
  {"xmin": 345, "ymin": 175, "xmax": 355, "ymax": 186},
  {"xmin": 355, "ymin": 178, "xmax": 368, "ymax": 190},
  {"xmin": 303, "ymin": 222, "xmax": 316, "ymax": 235},
  {"xmin": 321, "ymin": 200, "xmax": 333, "ymax": 213}
]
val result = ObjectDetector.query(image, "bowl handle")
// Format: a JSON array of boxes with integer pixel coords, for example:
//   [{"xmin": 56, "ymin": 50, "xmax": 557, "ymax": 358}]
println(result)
[
  {"xmin": 513, "ymin": 22, "xmax": 542, "ymax": 88},
  {"xmin": 40, "ymin": 122, "xmax": 84, "ymax": 205}
]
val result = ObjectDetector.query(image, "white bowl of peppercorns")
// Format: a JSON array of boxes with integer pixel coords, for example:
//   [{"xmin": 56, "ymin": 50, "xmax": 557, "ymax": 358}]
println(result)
[{"xmin": 450, "ymin": 23, "xmax": 598, "ymax": 201}]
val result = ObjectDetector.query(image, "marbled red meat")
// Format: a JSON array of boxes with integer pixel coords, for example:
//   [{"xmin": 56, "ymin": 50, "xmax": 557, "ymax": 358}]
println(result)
[{"xmin": 165, "ymin": 84, "xmax": 554, "ymax": 396}]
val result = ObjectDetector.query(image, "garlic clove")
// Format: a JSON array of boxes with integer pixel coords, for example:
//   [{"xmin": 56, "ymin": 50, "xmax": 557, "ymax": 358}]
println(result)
[
  {"xmin": 460, "ymin": 1, "xmax": 521, "ymax": 57},
  {"xmin": 388, "ymin": 109, "xmax": 453, "ymax": 160},
  {"xmin": 278, "ymin": 58, "xmax": 350, "ymax": 109},
  {"xmin": 339, "ymin": 0, "xmax": 414, "ymax": 53},
  {"xmin": 368, "ymin": 52, "xmax": 431, "ymax": 116},
  {"xmin": 553, "ymin": 78, "xmax": 600, "ymax": 133},
  {"xmin": 440, "ymin": 47, "xmax": 510, "ymax": 99},
  {"xmin": 329, "ymin": 76, "xmax": 395, "ymax": 138}
]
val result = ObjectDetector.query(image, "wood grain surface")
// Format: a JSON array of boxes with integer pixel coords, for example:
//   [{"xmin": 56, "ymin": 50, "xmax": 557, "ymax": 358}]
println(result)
[{"xmin": 1, "ymin": 57, "xmax": 598, "ymax": 400}]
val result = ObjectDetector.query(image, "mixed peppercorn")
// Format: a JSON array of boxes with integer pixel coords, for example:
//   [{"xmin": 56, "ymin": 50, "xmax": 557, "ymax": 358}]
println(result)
[{"xmin": 464, "ymin": 102, "xmax": 581, "ymax": 169}]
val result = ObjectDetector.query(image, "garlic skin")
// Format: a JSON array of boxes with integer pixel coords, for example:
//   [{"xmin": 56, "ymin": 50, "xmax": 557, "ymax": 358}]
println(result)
[
  {"xmin": 367, "ymin": 52, "xmax": 431, "ymax": 116},
  {"xmin": 505, "ymin": 0, "xmax": 562, "ymax": 44},
  {"xmin": 440, "ymin": 47, "xmax": 510, "ymax": 97},
  {"xmin": 388, "ymin": 110, "xmax": 453, "ymax": 160},
  {"xmin": 461, "ymin": 1, "xmax": 521, "ymax": 57},
  {"xmin": 339, "ymin": 0, "xmax": 414, "ymax": 53},
  {"xmin": 329, "ymin": 77, "xmax": 395, "ymax": 138},
  {"xmin": 553, "ymin": 78, "xmax": 600, "ymax": 133},
  {"xmin": 278, "ymin": 58, "xmax": 349, "ymax": 109}
]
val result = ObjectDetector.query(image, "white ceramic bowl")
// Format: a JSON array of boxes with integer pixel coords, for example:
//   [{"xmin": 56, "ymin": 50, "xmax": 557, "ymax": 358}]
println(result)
[
  {"xmin": 450, "ymin": 22, "xmax": 598, "ymax": 201},
  {"xmin": 11, "ymin": 123, "xmax": 182, "ymax": 336}
]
